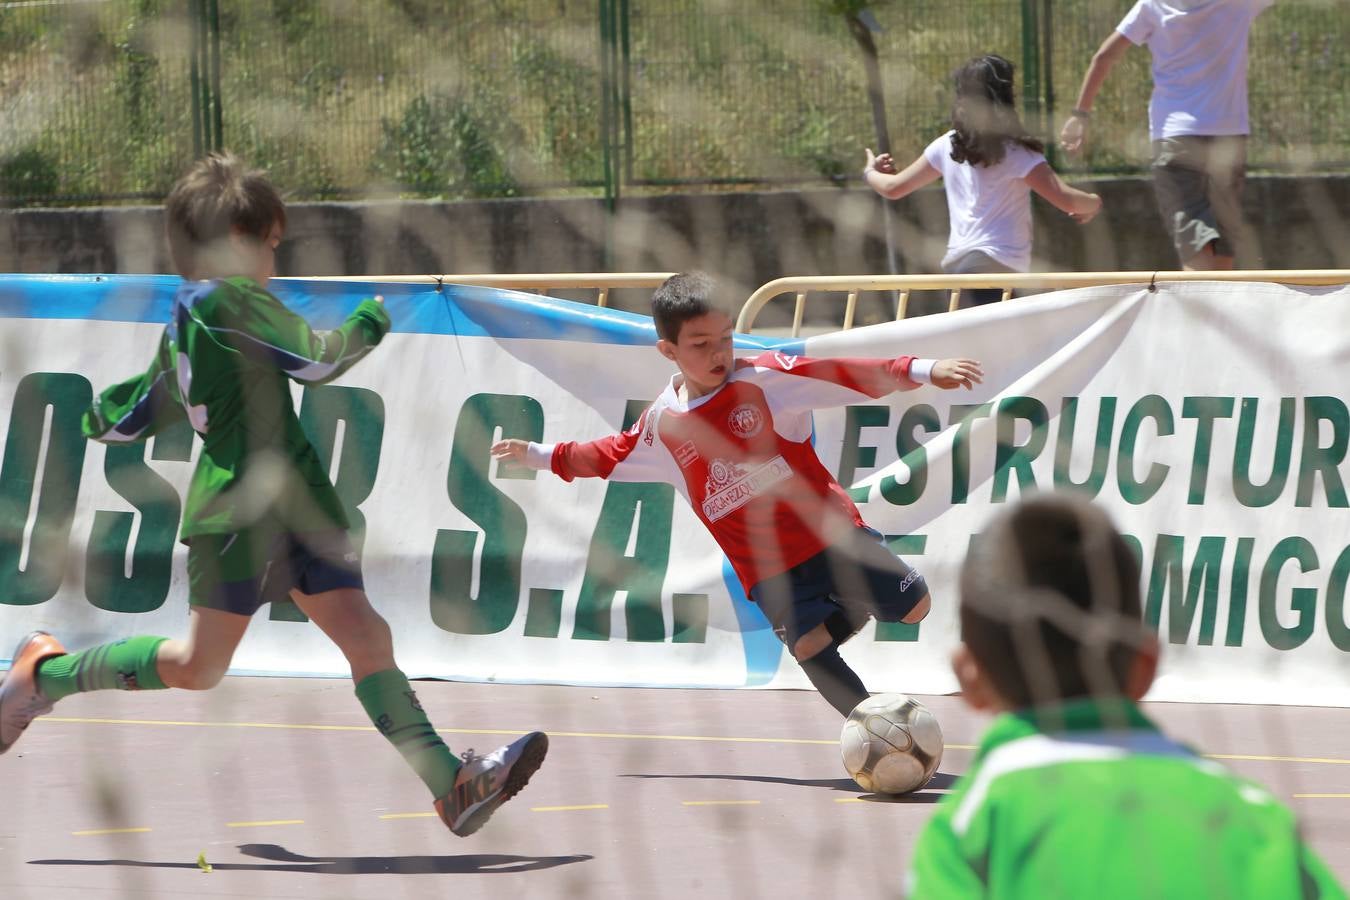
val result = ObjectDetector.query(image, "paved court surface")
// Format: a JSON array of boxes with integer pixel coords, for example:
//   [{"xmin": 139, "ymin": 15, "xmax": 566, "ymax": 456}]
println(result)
[{"xmin": 2, "ymin": 677, "xmax": 1347, "ymax": 899}]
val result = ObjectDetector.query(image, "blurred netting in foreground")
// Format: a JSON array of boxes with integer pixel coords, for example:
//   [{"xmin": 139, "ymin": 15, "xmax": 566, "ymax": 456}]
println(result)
[{"xmin": 0, "ymin": 0, "xmax": 1346, "ymax": 205}]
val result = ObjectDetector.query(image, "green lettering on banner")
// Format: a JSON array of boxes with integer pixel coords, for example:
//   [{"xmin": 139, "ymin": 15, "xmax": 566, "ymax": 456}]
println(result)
[
  {"xmin": 1053, "ymin": 397, "xmax": 1116, "ymax": 498},
  {"xmin": 1225, "ymin": 537, "xmax": 1255, "ymax": 647},
  {"xmin": 991, "ymin": 396, "xmax": 1049, "ymax": 502},
  {"xmin": 273, "ymin": 386, "xmax": 387, "ymax": 622},
  {"xmin": 1295, "ymin": 397, "xmax": 1349, "ymax": 508},
  {"xmin": 0, "ymin": 373, "xmax": 92, "ymax": 606},
  {"xmin": 879, "ymin": 404, "xmax": 938, "ymax": 506},
  {"xmin": 430, "ymin": 393, "xmax": 542, "ymax": 635},
  {"xmin": 1117, "ymin": 394, "xmax": 1173, "ymax": 504},
  {"xmin": 1120, "ymin": 533, "xmax": 1144, "ymax": 580},
  {"xmin": 1144, "ymin": 534, "xmax": 1225, "ymax": 645},
  {"xmin": 85, "ymin": 419, "xmax": 193, "ymax": 613},
  {"xmin": 524, "ymin": 588, "xmax": 563, "ymax": 638},
  {"xmin": 672, "ymin": 593, "xmax": 709, "ymax": 643},
  {"xmin": 1180, "ymin": 397, "xmax": 1235, "ymax": 505},
  {"xmin": 1325, "ymin": 545, "xmax": 1350, "ymax": 652},
  {"xmin": 875, "ymin": 534, "xmax": 927, "ymax": 641},
  {"xmin": 1258, "ymin": 536, "xmax": 1318, "ymax": 651},
  {"xmin": 1233, "ymin": 398, "xmax": 1294, "ymax": 508},
  {"xmin": 839, "ymin": 405, "xmax": 888, "ymax": 502},
  {"xmin": 574, "ymin": 399, "xmax": 673, "ymax": 642},
  {"xmin": 948, "ymin": 403, "xmax": 993, "ymax": 505},
  {"xmin": 299, "ymin": 385, "xmax": 385, "ymax": 551}
]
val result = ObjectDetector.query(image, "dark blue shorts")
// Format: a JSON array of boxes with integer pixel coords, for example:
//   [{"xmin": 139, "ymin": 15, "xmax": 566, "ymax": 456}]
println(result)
[
  {"xmin": 186, "ymin": 528, "xmax": 365, "ymax": 616},
  {"xmin": 748, "ymin": 526, "xmax": 927, "ymax": 655}
]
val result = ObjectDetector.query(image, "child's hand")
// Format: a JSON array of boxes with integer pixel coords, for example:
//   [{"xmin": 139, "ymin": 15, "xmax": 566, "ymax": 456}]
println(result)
[
  {"xmin": 864, "ymin": 148, "xmax": 897, "ymax": 175},
  {"xmin": 490, "ymin": 439, "xmax": 528, "ymax": 463},
  {"xmin": 1071, "ymin": 194, "xmax": 1103, "ymax": 225},
  {"xmin": 930, "ymin": 358, "xmax": 984, "ymax": 391},
  {"xmin": 1059, "ymin": 116, "xmax": 1088, "ymax": 155}
]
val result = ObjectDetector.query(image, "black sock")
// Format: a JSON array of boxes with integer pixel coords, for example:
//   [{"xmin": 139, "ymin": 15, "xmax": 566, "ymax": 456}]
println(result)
[{"xmin": 798, "ymin": 642, "xmax": 869, "ymax": 718}]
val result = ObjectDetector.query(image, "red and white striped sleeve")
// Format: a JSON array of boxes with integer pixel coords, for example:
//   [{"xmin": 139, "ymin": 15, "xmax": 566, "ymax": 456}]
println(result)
[
  {"xmin": 525, "ymin": 405, "xmax": 677, "ymax": 484},
  {"xmin": 741, "ymin": 350, "xmax": 929, "ymax": 419}
]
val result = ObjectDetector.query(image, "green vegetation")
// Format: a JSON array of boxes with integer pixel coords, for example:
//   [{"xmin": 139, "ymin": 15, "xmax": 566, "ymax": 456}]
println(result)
[{"xmin": 0, "ymin": 0, "xmax": 1344, "ymax": 205}]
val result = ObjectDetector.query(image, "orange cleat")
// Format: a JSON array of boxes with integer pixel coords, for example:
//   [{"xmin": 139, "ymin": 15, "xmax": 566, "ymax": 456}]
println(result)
[{"xmin": 0, "ymin": 631, "xmax": 67, "ymax": 754}]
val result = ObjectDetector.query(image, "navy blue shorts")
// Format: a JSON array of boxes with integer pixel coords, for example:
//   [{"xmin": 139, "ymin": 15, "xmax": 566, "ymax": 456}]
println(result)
[
  {"xmin": 748, "ymin": 526, "xmax": 927, "ymax": 655},
  {"xmin": 186, "ymin": 528, "xmax": 365, "ymax": 616}
]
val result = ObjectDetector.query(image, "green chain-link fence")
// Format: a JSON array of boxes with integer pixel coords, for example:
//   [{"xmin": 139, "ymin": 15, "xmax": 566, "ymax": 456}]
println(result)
[{"xmin": 1, "ymin": 0, "xmax": 1346, "ymax": 205}]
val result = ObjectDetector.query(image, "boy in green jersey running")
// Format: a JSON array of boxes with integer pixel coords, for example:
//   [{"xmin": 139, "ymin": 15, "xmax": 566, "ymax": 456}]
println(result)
[
  {"xmin": 907, "ymin": 493, "xmax": 1345, "ymax": 899},
  {"xmin": 0, "ymin": 153, "xmax": 546, "ymax": 837}
]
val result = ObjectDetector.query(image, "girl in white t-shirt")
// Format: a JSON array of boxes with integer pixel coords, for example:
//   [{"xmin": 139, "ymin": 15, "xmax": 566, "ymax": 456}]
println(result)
[{"xmin": 863, "ymin": 54, "xmax": 1102, "ymax": 307}]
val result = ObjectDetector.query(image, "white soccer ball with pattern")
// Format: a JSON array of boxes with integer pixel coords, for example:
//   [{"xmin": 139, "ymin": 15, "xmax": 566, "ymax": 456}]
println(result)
[{"xmin": 840, "ymin": 693, "xmax": 943, "ymax": 794}]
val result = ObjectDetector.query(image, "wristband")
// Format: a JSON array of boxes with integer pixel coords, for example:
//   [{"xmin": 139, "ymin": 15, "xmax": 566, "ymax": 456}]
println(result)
[
  {"xmin": 525, "ymin": 441, "xmax": 555, "ymax": 470},
  {"xmin": 1070, "ymin": 108, "xmax": 1092, "ymax": 120},
  {"xmin": 909, "ymin": 358, "xmax": 938, "ymax": 383}
]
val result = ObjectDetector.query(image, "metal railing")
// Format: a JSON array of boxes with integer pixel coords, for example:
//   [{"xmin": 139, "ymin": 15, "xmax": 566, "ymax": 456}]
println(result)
[
  {"xmin": 292, "ymin": 273, "xmax": 677, "ymax": 309},
  {"xmin": 735, "ymin": 271, "xmax": 1350, "ymax": 335}
]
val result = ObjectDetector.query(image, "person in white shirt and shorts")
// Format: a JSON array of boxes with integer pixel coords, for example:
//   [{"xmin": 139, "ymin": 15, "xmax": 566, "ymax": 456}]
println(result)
[
  {"xmin": 1060, "ymin": 0, "xmax": 1274, "ymax": 270},
  {"xmin": 863, "ymin": 54, "xmax": 1102, "ymax": 308}
]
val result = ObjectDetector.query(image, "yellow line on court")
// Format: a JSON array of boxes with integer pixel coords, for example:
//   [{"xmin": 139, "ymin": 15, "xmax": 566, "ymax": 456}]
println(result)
[
  {"xmin": 682, "ymin": 799, "xmax": 761, "ymax": 806},
  {"xmin": 40, "ymin": 716, "xmax": 868, "ymax": 748},
  {"xmin": 72, "ymin": 827, "xmax": 151, "ymax": 836},
  {"xmin": 1207, "ymin": 753, "xmax": 1350, "ymax": 766},
  {"xmin": 531, "ymin": 804, "xmax": 609, "ymax": 812},
  {"xmin": 40, "ymin": 716, "xmax": 1350, "ymax": 766},
  {"xmin": 1294, "ymin": 793, "xmax": 1350, "ymax": 799},
  {"xmin": 226, "ymin": 819, "xmax": 304, "ymax": 828}
]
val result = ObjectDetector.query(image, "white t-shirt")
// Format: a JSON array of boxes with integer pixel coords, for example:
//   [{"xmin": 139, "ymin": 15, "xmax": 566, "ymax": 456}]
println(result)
[
  {"xmin": 922, "ymin": 131, "xmax": 1046, "ymax": 273},
  {"xmin": 1117, "ymin": 0, "xmax": 1275, "ymax": 140}
]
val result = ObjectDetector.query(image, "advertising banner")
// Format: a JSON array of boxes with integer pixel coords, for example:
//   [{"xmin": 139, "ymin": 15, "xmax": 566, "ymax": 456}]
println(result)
[{"xmin": 1, "ymin": 275, "xmax": 1346, "ymax": 705}]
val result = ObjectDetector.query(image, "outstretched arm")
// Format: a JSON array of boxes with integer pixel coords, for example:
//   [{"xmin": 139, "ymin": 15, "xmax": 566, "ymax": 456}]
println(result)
[
  {"xmin": 83, "ymin": 333, "xmax": 187, "ymax": 443},
  {"xmin": 1024, "ymin": 163, "xmax": 1103, "ymax": 224},
  {"xmin": 1059, "ymin": 31, "xmax": 1133, "ymax": 155},
  {"xmin": 222, "ymin": 285, "xmax": 391, "ymax": 385},
  {"xmin": 491, "ymin": 405, "xmax": 677, "ymax": 485},
  {"xmin": 863, "ymin": 149, "xmax": 941, "ymax": 201}
]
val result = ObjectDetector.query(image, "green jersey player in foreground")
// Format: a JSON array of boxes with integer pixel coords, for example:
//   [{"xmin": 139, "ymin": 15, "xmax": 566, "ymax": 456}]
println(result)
[
  {"xmin": 0, "ymin": 153, "xmax": 546, "ymax": 837},
  {"xmin": 908, "ymin": 493, "xmax": 1345, "ymax": 899}
]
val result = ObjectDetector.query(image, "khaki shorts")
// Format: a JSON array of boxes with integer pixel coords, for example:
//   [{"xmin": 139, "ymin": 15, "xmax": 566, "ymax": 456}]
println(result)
[{"xmin": 1151, "ymin": 135, "xmax": 1248, "ymax": 262}]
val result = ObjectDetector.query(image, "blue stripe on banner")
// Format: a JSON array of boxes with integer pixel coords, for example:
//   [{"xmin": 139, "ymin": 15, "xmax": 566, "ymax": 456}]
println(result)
[
  {"xmin": 723, "ymin": 558, "xmax": 784, "ymax": 687},
  {"xmin": 0, "ymin": 275, "xmax": 797, "ymax": 350}
]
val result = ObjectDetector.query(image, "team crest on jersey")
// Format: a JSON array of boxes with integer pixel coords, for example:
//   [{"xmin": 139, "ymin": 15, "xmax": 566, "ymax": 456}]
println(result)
[
  {"xmin": 773, "ymin": 352, "xmax": 798, "ymax": 370},
  {"xmin": 727, "ymin": 403, "xmax": 764, "ymax": 438},
  {"xmin": 675, "ymin": 440, "xmax": 699, "ymax": 469}
]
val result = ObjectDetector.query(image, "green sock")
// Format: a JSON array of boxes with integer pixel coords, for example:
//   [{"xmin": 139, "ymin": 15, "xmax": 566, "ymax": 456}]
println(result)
[
  {"xmin": 36, "ymin": 636, "xmax": 169, "ymax": 701},
  {"xmin": 355, "ymin": 669, "xmax": 460, "ymax": 799}
]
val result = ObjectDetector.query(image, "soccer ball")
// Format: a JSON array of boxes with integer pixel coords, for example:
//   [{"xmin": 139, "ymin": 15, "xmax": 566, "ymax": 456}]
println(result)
[{"xmin": 840, "ymin": 693, "xmax": 944, "ymax": 794}]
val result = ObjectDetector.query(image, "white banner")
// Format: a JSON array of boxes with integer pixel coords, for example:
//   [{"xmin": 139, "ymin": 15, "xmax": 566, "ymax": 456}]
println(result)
[{"xmin": 1, "ymin": 276, "xmax": 1347, "ymax": 705}]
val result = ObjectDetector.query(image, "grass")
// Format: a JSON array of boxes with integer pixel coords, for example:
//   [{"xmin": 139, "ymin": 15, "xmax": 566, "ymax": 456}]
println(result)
[{"xmin": 0, "ymin": 0, "xmax": 1345, "ymax": 205}]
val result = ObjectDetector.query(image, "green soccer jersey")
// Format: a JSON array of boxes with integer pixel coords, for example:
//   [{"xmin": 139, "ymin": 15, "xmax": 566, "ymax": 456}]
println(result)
[
  {"xmin": 83, "ymin": 276, "xmax": 390, "ymax": 539},
  {"xmin": 907, "ymin": 699, "xmax": 1346, "ymax": 900}
]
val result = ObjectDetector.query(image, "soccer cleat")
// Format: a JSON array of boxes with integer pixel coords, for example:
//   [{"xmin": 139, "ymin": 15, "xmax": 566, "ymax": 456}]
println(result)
[
  {"xmin": 434, "ymin": 731, "xmax": 549, "ymax": 837},
  {"xmin": 0, "ymin": 631, "xmax": 67, "ymax": 755}
]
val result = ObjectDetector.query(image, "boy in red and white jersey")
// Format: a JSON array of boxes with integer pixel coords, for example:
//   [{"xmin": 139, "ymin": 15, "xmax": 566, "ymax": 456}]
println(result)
[{"xmin": 492, "ymin": 273, "xmax": 983, "ymax": 717}]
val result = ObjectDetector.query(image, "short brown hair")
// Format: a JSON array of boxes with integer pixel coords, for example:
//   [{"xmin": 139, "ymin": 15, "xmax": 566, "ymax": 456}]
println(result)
[
  {"xmin": 651, "ymin": 272, "xmax": 729, "ymax": 342},
  {"xmin": 960, "ymin": 493, "xmax": 1149, "ymax": 708},
  {"xmin": 165, "ymin": 152, "xmax": 285, "ymax": 277}
]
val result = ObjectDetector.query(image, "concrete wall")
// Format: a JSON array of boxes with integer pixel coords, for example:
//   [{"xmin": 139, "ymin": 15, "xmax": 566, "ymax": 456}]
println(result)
[{"xmin": 3, "ymin": 175, "xmax": 1347, "ymax": 321}]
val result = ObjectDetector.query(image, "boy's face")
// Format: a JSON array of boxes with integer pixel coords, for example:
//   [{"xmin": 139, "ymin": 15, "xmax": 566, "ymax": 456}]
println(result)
[
  {"xmin": 230, "ymin": 220, "xmax": 283, "ymax": 285},
  {"xmin": 658, "ymin": 310, "xmax": 735, "ymax": 397}
]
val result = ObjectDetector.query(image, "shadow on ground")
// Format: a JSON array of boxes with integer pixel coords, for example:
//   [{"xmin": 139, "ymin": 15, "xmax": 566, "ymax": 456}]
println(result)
[
  {"xmin": 30, "ymin": 843, "xmax": 594, "ymax": 875},
  {"xmin": 622, "ymin": 770, "xmax": 957, "ymax": 800}
]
